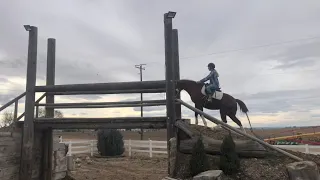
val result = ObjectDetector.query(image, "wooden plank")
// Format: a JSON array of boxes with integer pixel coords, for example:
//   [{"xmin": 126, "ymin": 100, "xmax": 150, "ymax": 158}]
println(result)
[
  {"xmin": 47, "ymin": 88, "xmax": 166, "ymax": 95},
  {"xmin": 37, "ymin": 100, "xmax": 166, "ymax": 107},
  {"xmin": 0, "ymin": 92, "xmax": 25, "ymax": 112},
  {"xmin": 20, "ymin": 25, "xmax": 38, "ymax": 180},
  {"xmin": 35, "ymin": 80, "xmax": 166, "ymax": 92}
]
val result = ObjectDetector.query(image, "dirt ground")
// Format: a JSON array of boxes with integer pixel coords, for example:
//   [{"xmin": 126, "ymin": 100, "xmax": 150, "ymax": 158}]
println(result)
[
  {"xmin": 56, "ymin": 125, "xmax": 320, "ymax": 180},
  {"xmin": 55, "ymin": 125, "xmax": 320, "ymax": 142},
  {"xmin": 66, "ymin": 154, "xmax": 168, "ymax": 180}
]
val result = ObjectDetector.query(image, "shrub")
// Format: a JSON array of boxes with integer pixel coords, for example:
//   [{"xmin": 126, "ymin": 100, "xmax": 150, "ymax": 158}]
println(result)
[
  {"xmin": 189, "ymin": 136, "xmax": 209, "ymax": 176},
  {"xmin": 219, "ymin": 133, "xmax": 240, "ymax": 175},
  {"xmin": 97, "ymin": 129, "xmax": 125, "ymax": 156}
]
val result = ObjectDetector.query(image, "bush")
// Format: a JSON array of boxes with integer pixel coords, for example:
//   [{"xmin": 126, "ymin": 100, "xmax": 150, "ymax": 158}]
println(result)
[
  {"xmin": 219, "ymin": 133, "xmax": 240, "ymax": 175},
  {"xmin": 97, "ymin": 129, "xmax": 125, "ymax": 156},
  {"xmin": 189, "ymin": 136, "xmax": 209, "ymax": 176}
]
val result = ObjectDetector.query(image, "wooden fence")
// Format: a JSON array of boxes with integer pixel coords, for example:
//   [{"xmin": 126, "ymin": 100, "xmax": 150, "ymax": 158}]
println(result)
[{"xmin": 59, "ymin": 137, "xmax": 320, "ymax": 157}]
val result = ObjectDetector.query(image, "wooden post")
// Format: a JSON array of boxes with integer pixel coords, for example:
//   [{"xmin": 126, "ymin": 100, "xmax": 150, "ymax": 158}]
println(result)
[
  {"xmin": 42, "ymin": 38, "xmax": 56, "ymax": 180},
  {"xmin": 172, "ymin": 29, "xmax": 180, "ymax": 178},
  {"xmin": 129, "ymin": 139, "xmax": 132, "ymax": 157},
  {"xmin": 149, "ymin": 139, "xmax": 152, "ymax": 158},
  {"xmin": 14, "ymin": 100, "xmax": 18, "ymax": 121},
  {"xmin": 164, "ymin": 11, "xmax": 177, "ymax": 175},
  {"xmin": 19, "ymin": 25, "xmax": 38, "ymax": 180},
  {"xmin": 172, "ymin": 29, "xmax": 181, "ymax": 122}
]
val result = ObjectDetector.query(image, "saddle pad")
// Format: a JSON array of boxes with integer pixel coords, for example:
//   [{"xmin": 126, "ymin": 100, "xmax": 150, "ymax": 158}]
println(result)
[{"xmin": 201, "ymin": 85, "xmax": 224, "ymax": 100}]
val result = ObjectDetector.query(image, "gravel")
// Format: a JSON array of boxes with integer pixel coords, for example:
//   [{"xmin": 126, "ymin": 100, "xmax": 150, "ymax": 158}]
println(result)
[{"xmin": 174, "ymin": 124, "xmax": 320, "ymax": 180}]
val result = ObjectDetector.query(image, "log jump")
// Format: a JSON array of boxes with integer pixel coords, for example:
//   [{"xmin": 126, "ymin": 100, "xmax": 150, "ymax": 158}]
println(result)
[{"xmin": 0, "ymin": 11, "xmax": 305, "ymax": 180}]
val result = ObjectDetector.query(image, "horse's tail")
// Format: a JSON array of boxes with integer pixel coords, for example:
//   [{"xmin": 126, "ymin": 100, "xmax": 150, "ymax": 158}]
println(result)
[
  {"xmin": 235, "ymin": 99, "xmax": 249, "ymax": 113},
  {"xmin": 235, "ymin": 99, "xmax": 263, "ymax": 140},
  {"xmin": 235, "ymin": 99, "xmax": 252, "ymax": 130}
]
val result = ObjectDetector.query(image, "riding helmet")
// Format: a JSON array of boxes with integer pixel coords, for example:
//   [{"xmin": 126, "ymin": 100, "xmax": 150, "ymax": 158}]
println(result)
[{"xmin": 208, "ymin": 62, "xmax": 215, "ymax": 69}]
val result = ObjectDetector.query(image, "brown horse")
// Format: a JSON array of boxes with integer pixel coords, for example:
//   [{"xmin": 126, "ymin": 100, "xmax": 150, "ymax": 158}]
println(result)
[{"xmin": 175, "ymin": 79, "xmax": 252, "ymax": 133}]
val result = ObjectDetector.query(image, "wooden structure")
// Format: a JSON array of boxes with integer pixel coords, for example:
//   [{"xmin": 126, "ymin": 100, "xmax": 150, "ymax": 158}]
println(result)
[
  {"xmin": 0, "ymin": 11, "xmax": 180, "ymax": 180},
  {"xmin": 0, "ymin": 11, "xmax": 305, "ymax": 180}
]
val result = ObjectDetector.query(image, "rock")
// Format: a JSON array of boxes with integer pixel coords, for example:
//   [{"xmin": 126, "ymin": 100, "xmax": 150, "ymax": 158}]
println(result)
[
  {"xmin": 286, "ymin": 161, "xmax": 320, "ymax": 180},
  {"xmin": 193, "ymin": 170, "xmax": 224, "ymax": 180},
  {"xmin": 75, "ymin": 158, "xmax": 81, "ymax": 163}
]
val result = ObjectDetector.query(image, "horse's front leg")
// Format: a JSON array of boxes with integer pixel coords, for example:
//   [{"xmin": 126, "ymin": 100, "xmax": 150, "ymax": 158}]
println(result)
[{"xmin": 195, "ymin": 103, "xmax": 207, "ymax": 127}]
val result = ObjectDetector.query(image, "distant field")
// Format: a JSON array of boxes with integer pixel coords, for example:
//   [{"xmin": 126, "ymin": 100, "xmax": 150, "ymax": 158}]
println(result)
[{"xmin": 54, "ymin": 125, "xmax": 320, "ymax": 141}]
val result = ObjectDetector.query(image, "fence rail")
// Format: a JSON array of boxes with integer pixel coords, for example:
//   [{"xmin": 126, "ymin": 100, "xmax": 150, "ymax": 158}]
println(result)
[
  {"xmin": 59, "ymin": 137, "xmax": 320, "ymax": 157},
  {"xmin": 60, "ymin": 138, "xmax": 167, "ymax": 157}
]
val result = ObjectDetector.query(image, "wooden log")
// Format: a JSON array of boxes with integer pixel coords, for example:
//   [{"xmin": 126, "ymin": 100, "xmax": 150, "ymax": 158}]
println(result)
[{"xmin": 179, "ymin": 136, "xmax": 268, "ymax": 158}]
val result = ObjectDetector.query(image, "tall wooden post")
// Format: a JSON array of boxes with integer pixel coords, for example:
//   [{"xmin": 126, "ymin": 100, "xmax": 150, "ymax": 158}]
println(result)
[
  {"xmin": 20, "ymin": 25, "xmax": 38, "ymax": 180},
  {"xmin": 171, "ymin": 28, "xmax": 181, "ymax": 177},
  {"xmin": 172, "ymin": 29, "xmax": 181, "ymax": 122},
  {"xmin": 42, "ymin": 38, "xmax": 55, "ymax": 180},
  {"xmin": 164, "ymin": 12, "xmax": 176, "ymax": 175}
]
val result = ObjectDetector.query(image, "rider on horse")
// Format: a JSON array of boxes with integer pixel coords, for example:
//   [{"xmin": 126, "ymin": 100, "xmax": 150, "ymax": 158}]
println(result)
[{"xmin": 197, "ymin": 62, "xmax": 221, "ymax": 102}]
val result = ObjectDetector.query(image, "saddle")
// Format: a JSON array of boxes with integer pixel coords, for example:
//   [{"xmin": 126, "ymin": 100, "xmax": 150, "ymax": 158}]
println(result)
[{"xmin": 201, "ymin": 83, "xmax": 223, "ymax": 100}]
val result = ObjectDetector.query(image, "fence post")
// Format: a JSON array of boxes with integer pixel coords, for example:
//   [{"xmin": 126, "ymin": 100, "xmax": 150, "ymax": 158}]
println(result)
[
  {"xmin": 129, "ymin": 139, "xmax": 132, "ymax": 157},
  {"xmin": 90, "ymin": 140, "xmax": 94, "ymax": 156},
  {"xmin": 305, "ymin": 144, "xmax": 310, "ymax": 153},
  {"xmin": 149, "ymin": 139, "xmax": 152, "ymax": 158},
  {"xmin": 68, "ymin": 141, "xmax": 72, "ymax": 156}
]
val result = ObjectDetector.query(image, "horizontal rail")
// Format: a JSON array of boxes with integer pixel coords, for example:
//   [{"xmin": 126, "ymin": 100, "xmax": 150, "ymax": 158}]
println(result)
[
  {"xmin": 48, "ymin": 89, "xmax": 166, "ymax": 95},
  {"xmin": 36, "ymin": 100, "xmax": 166, "ymax": 109},
  {"xmin": 176, "ymin": 98, "xmax": 304, "ymax": 162},
  {"xmin": 37, "ymin": 100, "xmax": 165, "ymax": 106},
  {"xmin": 37, "ymin": 103, "xmax": 166, "ymax": 109},
  {"xmin": 34, "ymin": 116, "xmax": 167, "ymax": 122},
  {"xmin": 35, "ymin": 80, "xmax": 166, "ymax": 92},
  {"xmin": 0, "ymin": 92, "xmax": 26, "ymax": 112},
  {"xmin": 17, "ymin": 116, "xmax": 167, "ymax": 129}
]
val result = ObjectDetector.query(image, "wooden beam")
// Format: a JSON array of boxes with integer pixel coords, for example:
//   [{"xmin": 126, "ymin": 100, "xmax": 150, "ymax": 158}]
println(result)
[
  {"xmin": 35, "ymin": 80, "xmax": 166, "ymax": 92},
  {"xmin": 34, "ymin": 103, "xmax": 166, "ymax": 109},
  {"xmin": 48, "ymin": 88, "xmax": 166, "ymax": 95},
  {"xmin": 36, "ymin": 100, "xmax": 166, "ymax": 107},
  {"xmin": 43, "ymin": 38, "xmax": 55, "ymax": 180},
  {"xmin": 20, "ymin": 25, "xmax": 38, "ymax": 180},
  {"xmin": 179, "ymin": 136, "xmax": 268, "ymax": 158},
  {"xmin": 0, "ymin": 92, "xmax": 25, "ymax": 111}
]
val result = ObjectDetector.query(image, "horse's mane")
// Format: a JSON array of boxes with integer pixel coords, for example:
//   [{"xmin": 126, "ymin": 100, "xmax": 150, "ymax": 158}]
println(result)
[
  {"xmin": 179, "ymin": 79, "xmax": 202, "ymax": 85},
  {"xmin": 178, "ymin": 79, "xmax": 204, "ymax": 88}
]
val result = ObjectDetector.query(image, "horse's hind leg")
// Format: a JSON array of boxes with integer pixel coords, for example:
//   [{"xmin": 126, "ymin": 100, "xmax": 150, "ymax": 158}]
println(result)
[
  {"xmin": 228, "ymin": 112, "xmax": 246, "ymax": 134},
  {"xmin": 215, "ymin": 108, "xmax": 227, "ymax": 129}
]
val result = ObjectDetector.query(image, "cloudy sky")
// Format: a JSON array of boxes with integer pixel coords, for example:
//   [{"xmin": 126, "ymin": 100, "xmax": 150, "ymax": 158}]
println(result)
[{"xmin": 1, "ymin": 0, "xmax": 320, "ymax": 128}]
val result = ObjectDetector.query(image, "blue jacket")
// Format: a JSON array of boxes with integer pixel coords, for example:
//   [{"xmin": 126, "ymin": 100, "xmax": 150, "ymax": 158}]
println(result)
[{"xmin": 199, "ymin": 69, "xmax": 220, "ymax": 87}]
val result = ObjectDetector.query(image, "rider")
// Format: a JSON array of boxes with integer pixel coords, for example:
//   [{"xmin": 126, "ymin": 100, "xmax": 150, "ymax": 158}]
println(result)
[{"xmin": 197, "ymin": 62, "xmax": 221, "ymax": 102}]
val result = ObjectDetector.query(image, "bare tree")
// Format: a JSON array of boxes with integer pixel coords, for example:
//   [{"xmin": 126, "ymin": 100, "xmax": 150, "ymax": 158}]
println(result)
[
  {"xmin": 1, "ymin": 111, "xmax": 15, "ymax": 127},
  {"xmin": 37, "ymin": 108, "xmax": 64, "ymax": 118}
]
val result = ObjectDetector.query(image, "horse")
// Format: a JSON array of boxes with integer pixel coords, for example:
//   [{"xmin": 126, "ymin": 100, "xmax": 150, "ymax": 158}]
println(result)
[{"xmin": 175, "ymin": 79, "xmax": 252, "ymax": 133}]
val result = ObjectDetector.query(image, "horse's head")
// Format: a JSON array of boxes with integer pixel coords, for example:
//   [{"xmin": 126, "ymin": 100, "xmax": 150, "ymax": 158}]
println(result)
[{"xmin": 175, "ymin": 79, "xmax": 202, "ymax": 96}]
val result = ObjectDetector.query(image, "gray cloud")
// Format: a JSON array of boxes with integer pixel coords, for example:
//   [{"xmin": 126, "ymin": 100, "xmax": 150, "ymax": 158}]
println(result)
[
  {"xmin": 1, "ymin": 0, "xmax": 320, "ymax": 127},
  {"xmin": 235, "ymin": 88, "xmax": 320, "ymax": 115},
  {"xmin": 266, "ymin": 40, "xmax": 320, "ymax": 69}
]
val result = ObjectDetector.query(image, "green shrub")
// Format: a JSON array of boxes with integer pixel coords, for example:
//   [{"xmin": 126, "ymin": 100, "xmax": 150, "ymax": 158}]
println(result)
[
  {"xmin": 189, "ymin": 136, "xmax": 209, "ymax": 176},
  {"xmin": 219, "ymin": 133, "xmax": 240, "ymax": 175},
  {"xmin": 97, "ymin": 129, "xmax": 125, "ymax": 156}
]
